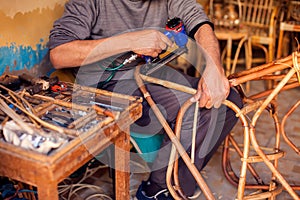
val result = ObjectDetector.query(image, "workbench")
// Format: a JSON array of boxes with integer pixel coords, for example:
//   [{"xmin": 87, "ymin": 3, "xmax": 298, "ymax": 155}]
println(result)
[{"xmin": 0, "ymin": 82, "xmax": 142, "ymax": 200}]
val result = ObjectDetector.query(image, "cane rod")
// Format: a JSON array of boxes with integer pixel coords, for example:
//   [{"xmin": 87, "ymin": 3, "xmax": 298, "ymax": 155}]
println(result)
[
  {"xmin": 281, "ymin": 99, "xmax": 300, "ymax": 154},
  {"xmin": 134, "ymin": 65, "xmax": 215, "ymax": 200},
  {"xmin": 167, "ymin": 99, "xmax": 199, "ymax": 199},
  {"xmin": 229, "ymin": 52, "xmax": 300, "ymax": 87}
]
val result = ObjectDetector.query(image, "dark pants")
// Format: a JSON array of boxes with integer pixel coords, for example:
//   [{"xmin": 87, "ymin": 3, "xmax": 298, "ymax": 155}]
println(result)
[{"xmin": 101, "ymin": 66, "xmax": 243, "ymax": 196}]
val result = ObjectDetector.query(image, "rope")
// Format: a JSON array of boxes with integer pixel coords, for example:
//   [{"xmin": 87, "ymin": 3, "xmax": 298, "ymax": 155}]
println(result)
[{"xmin": 58, "ymin": 164, "xmax": 112, "ymax": 200}]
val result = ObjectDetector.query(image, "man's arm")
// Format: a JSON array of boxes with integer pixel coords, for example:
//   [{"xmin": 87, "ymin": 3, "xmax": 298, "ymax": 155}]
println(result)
[
  {"xmin": 191, "ymin": 24, "xmax": 229, "ymax": 108},
  {"xmin": 50, "ymin": 30, "xmax": 172, "ymax": 69},
  {"xmin": 194, "ymin": 24, "xmax": 223, "ymax": 74}
]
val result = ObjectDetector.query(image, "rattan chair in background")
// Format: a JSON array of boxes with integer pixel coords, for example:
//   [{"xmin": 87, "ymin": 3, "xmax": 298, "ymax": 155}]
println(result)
[
  {"xmin": 276, "ymin": 0, "xmax": 300, "ymax": 59},
  {"xmin": 209, "ymin": 0, "xmax": 252, "ymax": 78},
  {"xmin": 209, "ymin": 0, "xmax": 279, "ymax": 69},
  {"xmin": 238, "ymin": 0, "xmax": 279, "ymax": 64},
  {"xmin": 209, "ymin": 0, "xmax": 280, "ymax": 93}
]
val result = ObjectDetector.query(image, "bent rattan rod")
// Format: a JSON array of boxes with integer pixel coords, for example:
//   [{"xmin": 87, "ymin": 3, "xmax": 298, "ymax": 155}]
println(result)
[
  {"xmin": 229, "ymin": 52, "xmax": 300, "ymax": 86},
  {"xmin": 228, "ymin": 53, "xmax": 297, "ymax": 79},
  {"xmin": 137, "ymin": 65, "xmax": 276, "ymax": 199},
  {"xmin": 168, "ymin": 99, "xmax": 199, "ymax": 199},
  {"xmin": 222, "ymin": 134, "xmax": 266, "ymax": 188},
  {"xmin": 134, "ymin": 65, "xmax": 215, "ymax": 200},
  {"xmin": 281, "ymin": 99, "xmax": 300, "ymax": 155}
]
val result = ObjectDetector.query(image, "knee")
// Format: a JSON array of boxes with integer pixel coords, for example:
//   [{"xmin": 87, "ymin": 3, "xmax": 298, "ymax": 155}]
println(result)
[{"xmin": 227, "ymin": 87, "xmax": 243, "ymax": 109}]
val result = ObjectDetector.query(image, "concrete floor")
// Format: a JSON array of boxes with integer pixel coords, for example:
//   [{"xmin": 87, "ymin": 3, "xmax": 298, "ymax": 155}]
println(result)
[{"xmin": 61, "ymin": 79, "xmax": 300, "ymax": 200}]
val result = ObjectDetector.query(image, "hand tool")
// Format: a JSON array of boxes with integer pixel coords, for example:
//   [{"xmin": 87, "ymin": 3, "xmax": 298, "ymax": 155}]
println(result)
[
  {"xmin": 19, "ymin": 73, "xmax": 60, "ymax": 95},
  {"xmin": 97, "ymin": 18, "xmax": 189, "ymax": 87},
  {"xmin": 51, "ymin": 82, "xmax": 68, "ymax": 92},
  {"xmin": 141, "ymin": 17, "xmax": 189, "ymax": 75}
]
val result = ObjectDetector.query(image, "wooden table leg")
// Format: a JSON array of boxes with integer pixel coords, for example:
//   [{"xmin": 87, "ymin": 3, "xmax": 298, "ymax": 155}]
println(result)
[
  {"xmin": 37, "ymin": 181, "xmax": 58, "ymax": 200},
  {"xmin": 114, "ymin": 128, "xmax": 130, "ymax": 200}
]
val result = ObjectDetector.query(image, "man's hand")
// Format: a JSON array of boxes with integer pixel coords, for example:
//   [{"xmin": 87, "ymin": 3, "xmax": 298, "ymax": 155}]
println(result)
[
  {"xmin": 191, "ymin": 56, "xmax": 230, "ymax": 109},
  {"xmin": 192, "ymin": 24, "xmax": 230, "ymax": 109},
  {"xmin": 128, "ymin": 30, "xmax": 173, "ymax": 58}
]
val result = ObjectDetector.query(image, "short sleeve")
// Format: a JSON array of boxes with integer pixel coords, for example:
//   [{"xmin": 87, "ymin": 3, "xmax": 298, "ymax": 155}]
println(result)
[
  {"xmin": 167, "ymin": 0, "xmax": 212, "ymax": 36},
  {"xmin": 48, "ymin": 0, "xmax": 98, "ymax": 49}
]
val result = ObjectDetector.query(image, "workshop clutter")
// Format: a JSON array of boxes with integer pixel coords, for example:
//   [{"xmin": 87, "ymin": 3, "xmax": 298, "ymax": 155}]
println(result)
[
  {"xmin": 0, "ymin": 73, "xmax": 121, "ymax": 155},
  {"xmin": 0, "ymin": 177, "xmax": 37, "ymax": 200}
]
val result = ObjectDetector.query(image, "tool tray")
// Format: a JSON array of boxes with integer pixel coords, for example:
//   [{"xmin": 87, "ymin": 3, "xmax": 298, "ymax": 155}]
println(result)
[{"xmin": 0, "ymin": 79, "xmax": 142, "ymax": 156}]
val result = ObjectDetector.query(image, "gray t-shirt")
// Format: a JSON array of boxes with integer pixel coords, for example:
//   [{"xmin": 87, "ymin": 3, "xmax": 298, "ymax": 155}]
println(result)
[{"xmin": 48, "ymin": 0, "xmax": 211, "ymax": 86}]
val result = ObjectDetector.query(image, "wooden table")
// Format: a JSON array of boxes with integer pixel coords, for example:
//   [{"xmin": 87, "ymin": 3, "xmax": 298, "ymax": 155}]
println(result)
[{"xmin": 0, "ymin": 83, "xmax": 142, "ymax": 200}]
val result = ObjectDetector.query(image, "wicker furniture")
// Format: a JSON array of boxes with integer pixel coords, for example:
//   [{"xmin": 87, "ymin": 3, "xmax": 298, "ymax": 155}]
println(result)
[
  {"xmin": 276, "ymin": 1, "xmax": 300, "ymax": 58},
  {"xmin": 238, "ymin": 0, "xmax": 279, "ymax": 64},
  {"xmin": 277, "ymin": 21, "xmax": 300, "ymax": 59},
  {"xmin": 209, "ymin": 0, "xmax": 252, "ymax": 78},
  {"xmin": 210, "ymin": 0, "xmax": 279, "ymax": 80},
  {"xmin": 215, "ymin": 30, "xmax": 252, "ymax": 77},
  {"xmin": 222, "ymin": 52, "xmax": 300, "ymax": 199}
]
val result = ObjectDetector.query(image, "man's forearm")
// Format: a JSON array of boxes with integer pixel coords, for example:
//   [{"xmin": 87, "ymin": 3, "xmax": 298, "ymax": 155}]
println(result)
[
  {"xmin": 194, "ymin": 24, "xmax": 224, "ymax": 74},
  {"xmin": 50, "ymin": 35, "xmax": 132, "ymax": 69},
  {"xmin": 50, "ymin": 29, "xmax": 172, "ymax": 69}
]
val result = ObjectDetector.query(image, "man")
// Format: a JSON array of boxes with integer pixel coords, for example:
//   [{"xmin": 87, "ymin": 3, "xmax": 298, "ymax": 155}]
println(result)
[{"xmin": 48, "ymin": 0, "xmax": 242, "ymax": 199}]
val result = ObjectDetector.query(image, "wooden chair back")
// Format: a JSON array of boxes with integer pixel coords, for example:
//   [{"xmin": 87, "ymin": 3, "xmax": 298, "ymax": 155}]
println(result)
[
  {"xmin": 238, "ymin": 0, "xmax": 279, "ymax": 62},
  {"xmin": 239, "ymin": 0, "xmax": 274, "ymax": 28}
]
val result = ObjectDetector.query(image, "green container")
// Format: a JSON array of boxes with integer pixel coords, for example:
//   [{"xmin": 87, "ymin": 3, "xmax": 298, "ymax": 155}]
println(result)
[{"xmin": 130, "ymin": 132, "xmax": 164, "ymax": 163}]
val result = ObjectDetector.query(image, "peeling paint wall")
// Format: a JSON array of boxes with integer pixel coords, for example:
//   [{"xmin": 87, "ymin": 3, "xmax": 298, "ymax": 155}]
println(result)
[{"xmin": 0, "ymin": 0, "xmax": 67, "ymax": 75}]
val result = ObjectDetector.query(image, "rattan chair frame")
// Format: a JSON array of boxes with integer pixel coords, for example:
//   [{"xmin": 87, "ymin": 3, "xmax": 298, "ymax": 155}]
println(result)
[{"xmin": 222, "ymin": 51, "xmax": 300, "ymax": 199}]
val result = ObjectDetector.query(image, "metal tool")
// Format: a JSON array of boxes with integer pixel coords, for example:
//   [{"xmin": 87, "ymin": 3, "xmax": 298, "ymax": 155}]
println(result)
[
  {"xmin": 89, "ymin": 101, "xmax": 124, "ymax": 111},
  {"xmin": 143, "ymin": 46, "xmax": 188, "ymax": 75},
  {"xmin": 19, "ymin": 73, "xmax": 60, "ymax": 95},
  {"xmin": 51, "ymin": 82, "xmax": 68, "ymax": 92},
  {"xmin": 141, "ymin": 17, "xmax": 189, "ymax": 75}
]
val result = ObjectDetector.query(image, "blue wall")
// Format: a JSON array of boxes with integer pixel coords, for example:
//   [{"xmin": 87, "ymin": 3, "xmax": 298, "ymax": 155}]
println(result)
[{"xmin": 0, "ymin": 41, "xmax": 48, "ymax": 75}]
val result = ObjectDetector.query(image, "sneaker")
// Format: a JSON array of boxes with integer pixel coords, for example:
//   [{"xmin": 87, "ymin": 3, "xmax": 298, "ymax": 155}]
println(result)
[
  {"xmin": 135, "ymin": 181, "xmax": 174, "ymax": 200},
  {"xmin": 188, "ymin": 186, "xmax": 202, "ymax": 199}
]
